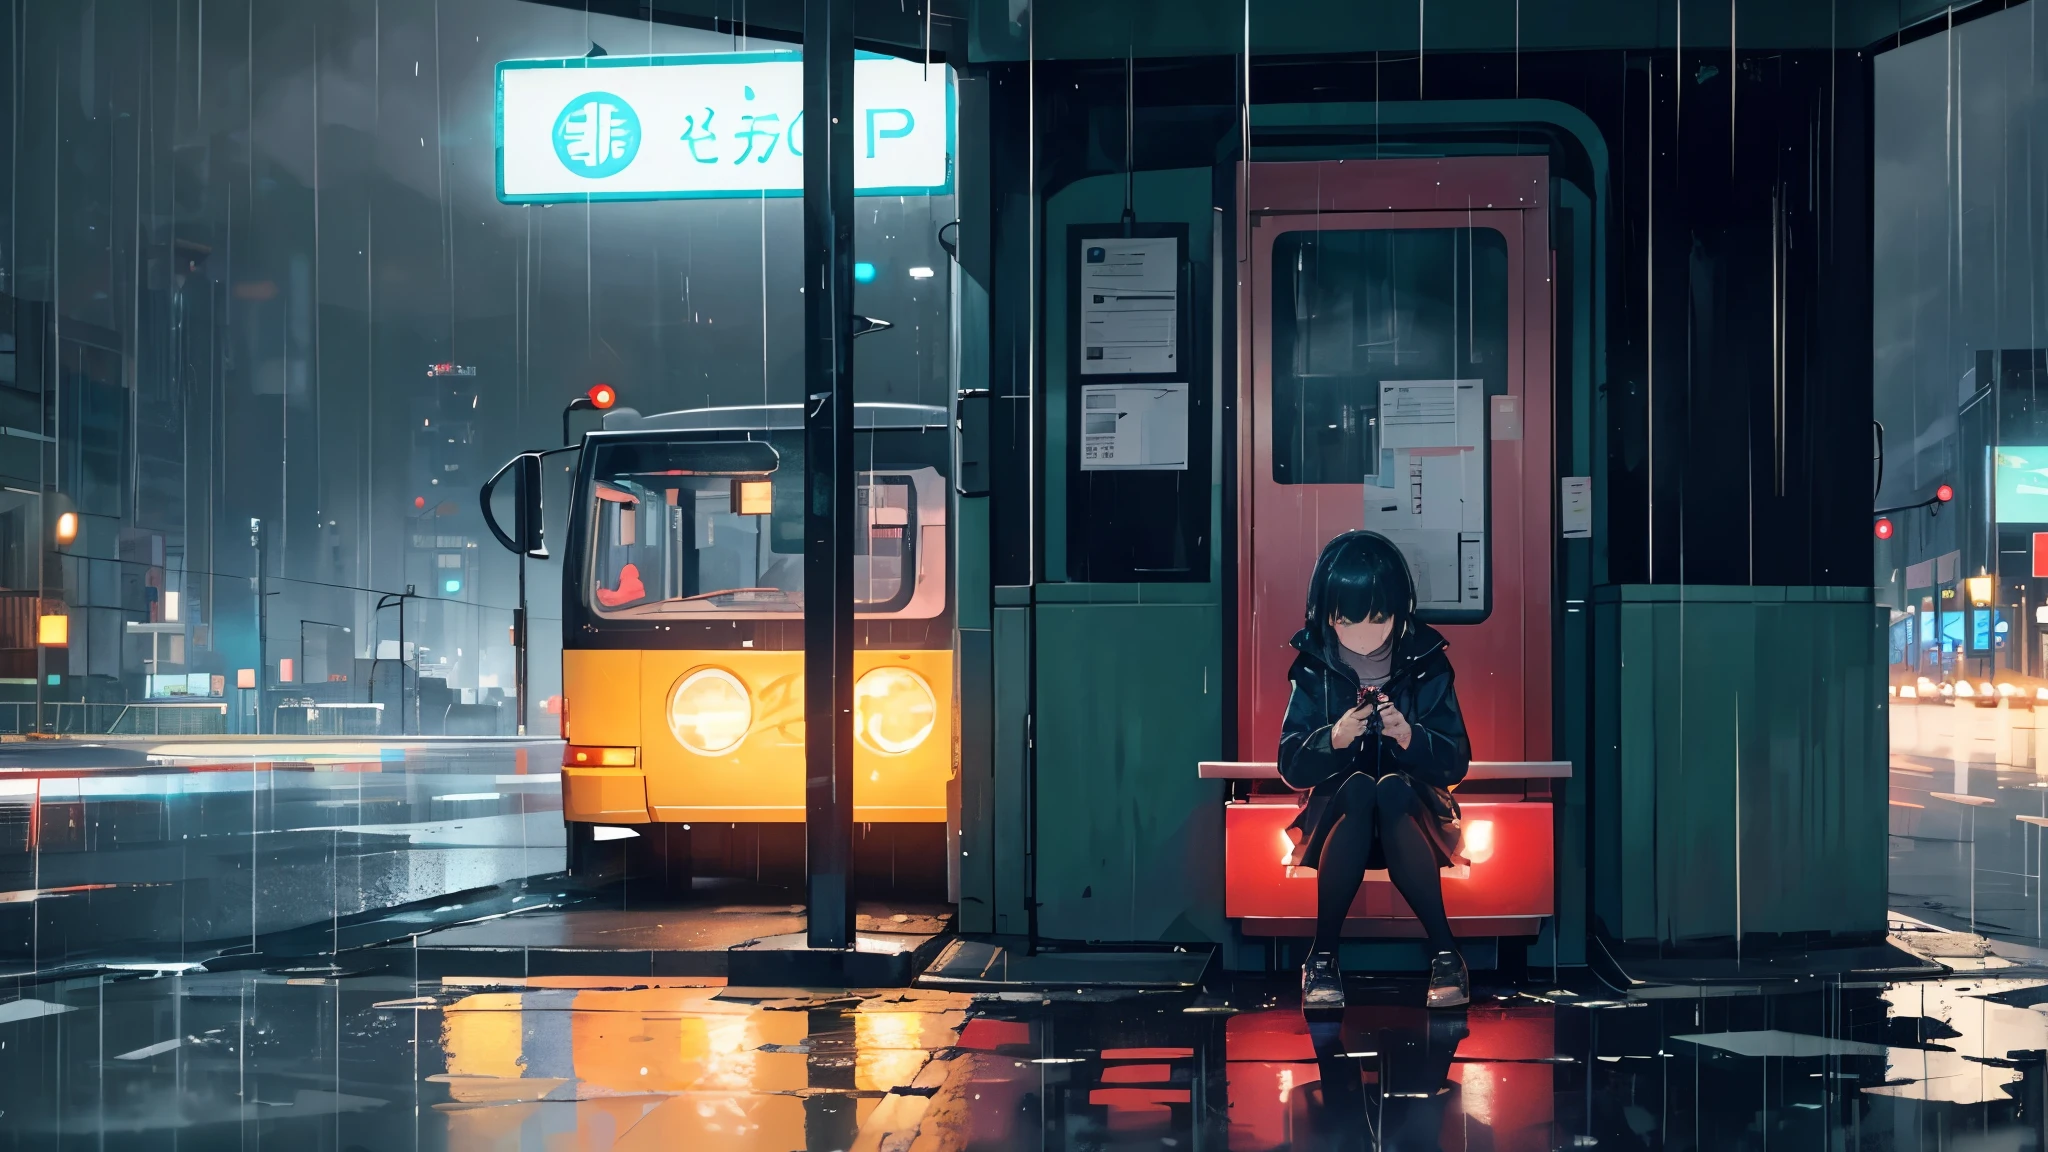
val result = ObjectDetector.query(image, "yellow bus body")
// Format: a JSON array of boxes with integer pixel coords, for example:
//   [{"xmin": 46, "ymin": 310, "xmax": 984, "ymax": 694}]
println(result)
[{"xmin": 561, "ymin": 646, "xmax": 952, "ymax": 824}]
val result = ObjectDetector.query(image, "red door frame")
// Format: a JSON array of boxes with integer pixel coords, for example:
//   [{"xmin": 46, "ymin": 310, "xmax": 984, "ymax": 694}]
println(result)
[{"xmin": 1235, "ymin": 158, "xmax": 1554, "ymax": 765}]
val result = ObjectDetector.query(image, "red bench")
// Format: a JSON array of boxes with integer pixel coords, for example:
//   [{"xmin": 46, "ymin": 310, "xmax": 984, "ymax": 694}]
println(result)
[{"xmin": 1204, "ymin": 760, "xmax": 1567, "ymax": 939}]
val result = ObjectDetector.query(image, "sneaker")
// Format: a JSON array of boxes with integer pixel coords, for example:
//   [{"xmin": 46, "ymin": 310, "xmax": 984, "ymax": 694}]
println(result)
[
  {"xmin": 1427, "ymin": 950, "xmax": 1469, "ymax": 1008},
  {"xmin": 1302, "ymin": 951, "xmax": 1346, "ymax": 1010}
]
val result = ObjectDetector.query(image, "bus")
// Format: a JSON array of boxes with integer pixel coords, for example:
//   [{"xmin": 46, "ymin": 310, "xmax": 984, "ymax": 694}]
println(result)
[{"xmin": 555, "ymin": 402, "xmax": 953, "ymax": 882}]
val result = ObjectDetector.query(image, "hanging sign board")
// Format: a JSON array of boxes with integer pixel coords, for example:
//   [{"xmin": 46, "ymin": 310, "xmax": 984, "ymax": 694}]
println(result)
[{"xmin": 496, "ymin": 52, "xmax": 953, "ymax": 203}]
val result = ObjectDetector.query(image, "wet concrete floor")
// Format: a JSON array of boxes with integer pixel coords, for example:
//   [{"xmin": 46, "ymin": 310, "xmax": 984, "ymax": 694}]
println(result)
[
  {"xmin": 7, "ymin": 962, "xmax": 2048, "ymax": 1149},
  {"xmin": 0, "ymin": 735, "xmax": 2042, "ymax": 1148}
]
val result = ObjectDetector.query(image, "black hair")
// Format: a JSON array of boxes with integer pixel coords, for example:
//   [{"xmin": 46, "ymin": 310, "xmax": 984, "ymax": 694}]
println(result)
[{"xmin": 1304, "ymin": 530, "xmax": 1416, "ymax": 637}]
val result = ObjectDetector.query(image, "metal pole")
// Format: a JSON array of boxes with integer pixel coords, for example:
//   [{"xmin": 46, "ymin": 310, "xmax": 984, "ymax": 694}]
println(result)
[
  {"xmin": 252, "ymin": 518, "xmax": 266, "ymax": 735},
  {"xmin": 515, "ymin": 554, "xmax": 528, "ymax": 737},
  {"xmin": 803, "ymin": 0, "xmax": 856, "ymax": 951},
  {"xmin": 34, "ymin": 495, "xmax": 44, "ymax": 734},
  {"xmin": 562, "ymin": 397, "xmax": 593, "ymax": 448},
  {"xmin": 400, "ymin": 590, "xmax": 410, "ymax": 737}
]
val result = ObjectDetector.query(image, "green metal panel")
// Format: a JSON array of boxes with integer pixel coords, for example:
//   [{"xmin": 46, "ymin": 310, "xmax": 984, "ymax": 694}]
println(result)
[
  {"xmin": 950, "ymin": 75, "xmax": 994, "ymax": 931},
  {"xmin": 1591, "ymin": 586, "xmax": 1888, "ymax": 947},
  {"xmin": 992, "ymin": 602, "xmax": 1033, "ymax": 937},
  {"xmin": 956, "ymin": 495, "xmax": 994, "ymax": 932},
  {"xmin": 1033, "ymin": 582, "xmax": 1216, "ymax": 604},
  {"xmin": 1043, "ymin": 168, "xmax": 1216, "ymax": 585},
  {"xmin": 956, "ymin": 624, "xmax": 994, "ymax": 933},
  {"xmin": 967, "ymin": 0, "xmax": 1914, "ymax": 62},
  {"xmin": 1024, "ymin": 165, "xmax": 1228, "ymax": 945},
  {"xmin": 1548, "ymin": 178, "xmax": 1596, "ymax": 968},
  {"xmin": 1034, "ymin": 603, "xmax": 1226, "ymax": 943}
]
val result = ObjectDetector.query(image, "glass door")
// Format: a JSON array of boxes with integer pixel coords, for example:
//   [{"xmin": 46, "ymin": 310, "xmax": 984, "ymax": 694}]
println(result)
[{"xmin": 1237, "ymin": 159, "xmax": 1554, "ymax": 763}]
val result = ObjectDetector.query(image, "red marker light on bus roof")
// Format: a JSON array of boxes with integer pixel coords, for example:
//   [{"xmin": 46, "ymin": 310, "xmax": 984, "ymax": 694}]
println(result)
[
  {"xmin": 588, "ymin": 383, "xmax": 616, "ymax": 410},
  {"xmin": 1937, "ymin": 484, "xmax": 1954, "ymax": 503},
  {"xmin": 1874, "ymin": 517, "xmax": 1894, "ymax": 541}
]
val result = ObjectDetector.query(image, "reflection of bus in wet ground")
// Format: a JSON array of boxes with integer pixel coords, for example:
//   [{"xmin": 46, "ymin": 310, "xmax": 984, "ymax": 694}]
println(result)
[
  {"xmin": 429, "ymin": 981, "xmax": 1561, "ymax": 1150},
  {"xmin": 557, "ymin": 404, "xmax": 952, "ymax": 894}
]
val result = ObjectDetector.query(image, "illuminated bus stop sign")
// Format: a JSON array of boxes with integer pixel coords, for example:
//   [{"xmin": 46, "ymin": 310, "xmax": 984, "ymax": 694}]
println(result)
[{"xmin": 496, "ymin": 51, "xmax": 953, "ymax": 202}]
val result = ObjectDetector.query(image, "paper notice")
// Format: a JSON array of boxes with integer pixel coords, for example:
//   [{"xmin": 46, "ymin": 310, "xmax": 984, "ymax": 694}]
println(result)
[
  {"xmin": 1561, "ymin": 476, "xmax": 1592, "ymax": 539},
  {"xmin": 1079, "ymin": 383, "xmax": 1189, "ymax": 470},
  {"xmin": 1364, "ymin": 380, "xmax": 1488, "ymax": 614},
  {"xmin": 1080, "ymin": 237, "xmax": 1178, "ymax": 375}
]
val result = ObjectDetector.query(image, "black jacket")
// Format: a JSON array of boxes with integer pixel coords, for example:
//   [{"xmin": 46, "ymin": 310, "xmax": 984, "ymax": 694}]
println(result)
[{"xmin": 1277, "ymin": 620, "xmax": 1472, "ymax": 871}]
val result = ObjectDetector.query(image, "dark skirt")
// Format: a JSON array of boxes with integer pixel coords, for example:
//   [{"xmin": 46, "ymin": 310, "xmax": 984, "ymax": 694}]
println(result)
[{"xmin": 1283, "ymin": 768, "xmax": 1467, "ymax": 874}]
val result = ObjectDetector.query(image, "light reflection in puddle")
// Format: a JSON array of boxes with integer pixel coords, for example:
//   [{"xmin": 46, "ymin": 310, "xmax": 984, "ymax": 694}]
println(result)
[
  {"xmin": 427, "ymin": 982, "xmax": 970, "ymax": 1150},
  {"xmin": 1869, "ymin": 977, "xmax": 2048, "ymax": 1103},
  {"xmin": 6, "ymin": 965, "xmax": 2048, "ymax": 1148}
]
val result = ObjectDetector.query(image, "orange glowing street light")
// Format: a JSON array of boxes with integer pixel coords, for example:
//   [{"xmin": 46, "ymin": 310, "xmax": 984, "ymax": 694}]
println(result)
[
  {"xmin": 1968, "ymin": 575, "xmax": 1996, "ymax": 608},
  {"xmin": 54, "ymin": 511, "xmax": 76, "ymax": 546},
  {"xmin": 37, "ymin": 613, "xmax": 67, "ymax": 647}
]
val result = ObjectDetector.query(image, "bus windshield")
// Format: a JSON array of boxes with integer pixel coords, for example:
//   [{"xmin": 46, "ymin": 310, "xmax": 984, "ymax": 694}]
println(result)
[{"xmin": 582, "ymin": 432, "xmax": 945, "ymax": 621}]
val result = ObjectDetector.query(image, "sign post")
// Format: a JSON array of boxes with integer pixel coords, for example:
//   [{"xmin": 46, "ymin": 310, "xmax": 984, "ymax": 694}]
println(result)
[{"xmin": 802, "ymin": 0, "xmax": 857, "ymax": 953}]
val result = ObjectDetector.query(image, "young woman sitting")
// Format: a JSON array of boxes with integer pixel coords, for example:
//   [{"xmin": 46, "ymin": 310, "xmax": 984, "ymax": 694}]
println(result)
[{"xmin": 1279, "ymin": 530, "xmax": 1473, "ymax": 1011}]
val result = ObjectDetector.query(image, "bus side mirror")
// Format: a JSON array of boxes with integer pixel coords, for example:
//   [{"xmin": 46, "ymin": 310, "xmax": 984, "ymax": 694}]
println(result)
[
  {"xmin": 956, "ymin": 389, "xmax": 991, "ymax": 497},
  {"xmin": 482, "ymin": 451, "xmax": 548, "ymax": 558}
]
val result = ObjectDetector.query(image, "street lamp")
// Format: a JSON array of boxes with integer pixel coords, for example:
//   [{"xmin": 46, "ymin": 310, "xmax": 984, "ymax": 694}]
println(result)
[
  {"xmin": 1969, "ymin": 575, "xmax": 1996, "ymax": 608},
  {"xmin": 34, "ymin": 510, "xmax": 77, "ymax": 735},
  {"xmin": 35, "ymin": 610, "xmax": 65, "ymax": 735},
  {"xmin": 561, "ymin": 383, "xmax": 619, "ymax": 445},
  {"xmin": 373, "ymin": 587, "xmax": 419, "ymax": 735}
]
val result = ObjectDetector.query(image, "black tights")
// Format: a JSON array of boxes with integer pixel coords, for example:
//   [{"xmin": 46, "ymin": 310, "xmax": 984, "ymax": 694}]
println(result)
[{"xmin": 1312, "ymin": 772, "xmax": 1458, "ymax": 956}]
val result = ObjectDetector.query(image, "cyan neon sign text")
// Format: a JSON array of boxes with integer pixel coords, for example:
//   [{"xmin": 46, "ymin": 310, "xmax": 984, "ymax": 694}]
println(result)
[{"xmin": 497, "ymin": 52, "xmax": 952, "ymax": 202}]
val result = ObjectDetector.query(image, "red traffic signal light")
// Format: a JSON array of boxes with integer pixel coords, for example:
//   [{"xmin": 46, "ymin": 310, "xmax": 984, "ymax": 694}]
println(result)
[
  {"xmin": 1874, "ymin": 517, "xmax": 1894, "ymax": 541},
  {"xmin": 1936, "ymin": 483, "xmax": 1954, "ymax": 503},
  {"xmin": 588, "ymin": 383, "xmax": 617, "ymax": 410}
]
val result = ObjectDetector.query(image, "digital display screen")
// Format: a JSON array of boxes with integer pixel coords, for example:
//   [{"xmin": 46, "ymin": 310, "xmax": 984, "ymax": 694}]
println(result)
[
  {"xmin": 147, "ymin": 673, "xmax": 219, "ymax": 699},
  {"xmin": 1996, "ymin": 446, "xmax": 2048, "ymax": 522}
]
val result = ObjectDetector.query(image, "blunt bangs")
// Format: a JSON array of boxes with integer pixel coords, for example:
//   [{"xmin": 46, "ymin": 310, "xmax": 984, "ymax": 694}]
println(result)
[{"xmin": 1306, "ymin": 531, "xmax": 1416, "ymax": 629}]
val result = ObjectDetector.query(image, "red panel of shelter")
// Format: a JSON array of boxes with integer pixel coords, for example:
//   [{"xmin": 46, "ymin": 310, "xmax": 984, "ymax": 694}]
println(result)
[{"xmin": 1223, "ymin": 800, "xmax": 1553, "ymax": 924}]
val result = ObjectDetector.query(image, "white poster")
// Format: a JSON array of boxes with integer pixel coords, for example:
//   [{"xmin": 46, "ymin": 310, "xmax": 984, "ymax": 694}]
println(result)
[
  {"xmin": 1363, "ymin": 380, "xmax": 1487, "ymax": 613},
  {"xmin": 1561, "ymin": 476, "xmax": 1592, "ymax": 539},
  {"xmin": 1079, "ymin": 384, "xmax": 1189, "ymax": 470},
  {"xmin": 497, "ymin": 53, "xmax": 952, "ymax": 202},
  {"xmin": 1079, "ymin": 237, "xmax": 1178, "ymax": 375}
]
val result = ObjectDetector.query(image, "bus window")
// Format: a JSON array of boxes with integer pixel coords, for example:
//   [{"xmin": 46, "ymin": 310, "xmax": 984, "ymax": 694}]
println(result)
[
  {"xmin": 857, "ymin": 477, "xmax": 916, "ymax": 611},
  {"xmin": 585, "ymin": 437, "xmax": 944, "ymax": 620}
]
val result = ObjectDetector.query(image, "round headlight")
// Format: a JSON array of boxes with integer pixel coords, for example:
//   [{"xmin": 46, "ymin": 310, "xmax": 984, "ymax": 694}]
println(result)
[
  {"xmin": 853, "ymin": 667, "xmax": 937, "ymax": 756},
  {"xmin": 669, "ymin": 668, "xmax": 752, "ymax": 755}
]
